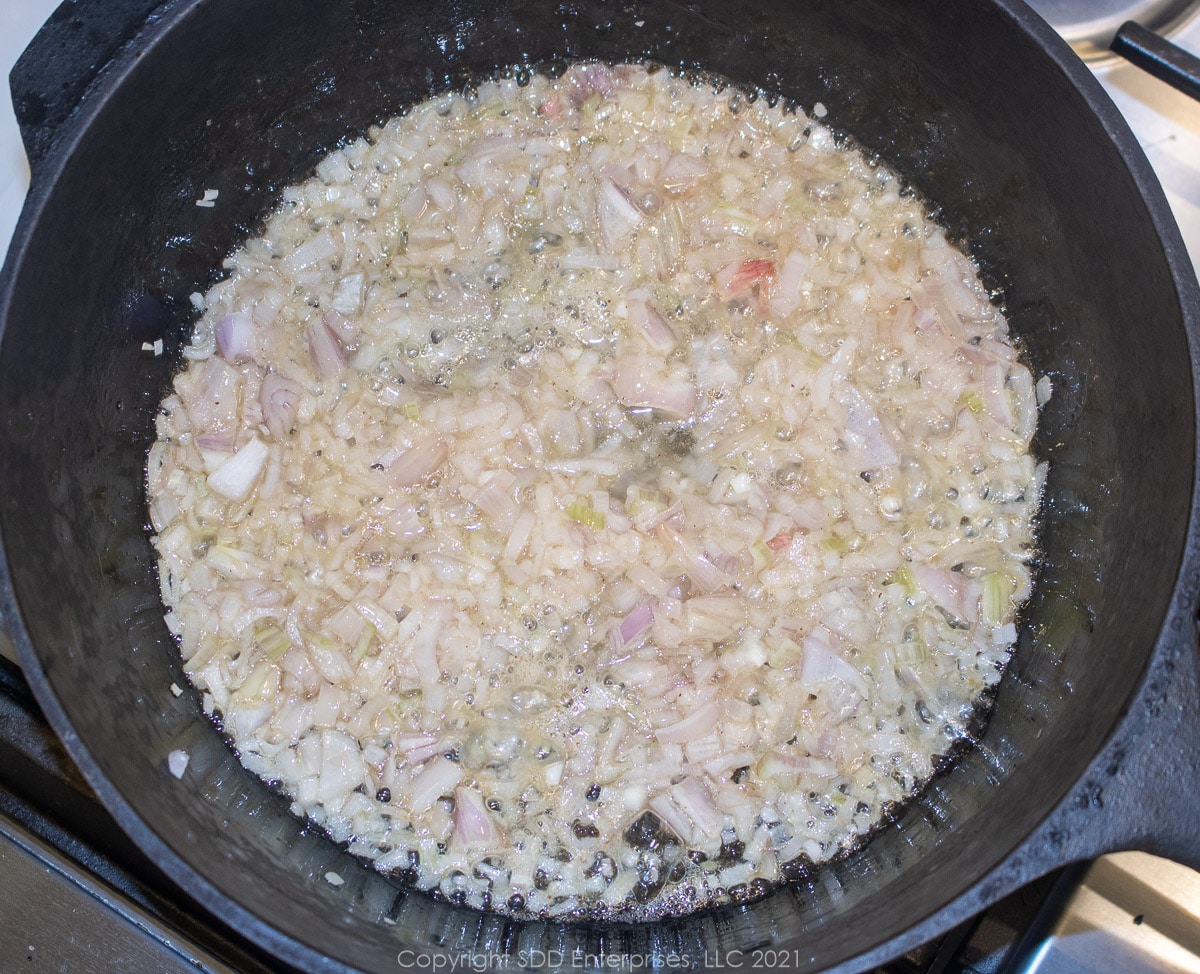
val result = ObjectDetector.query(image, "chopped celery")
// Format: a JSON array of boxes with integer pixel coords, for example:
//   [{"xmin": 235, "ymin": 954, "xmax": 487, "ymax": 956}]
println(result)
[
  {"xmin": 254, "ymin": 625, "xmax": 291, "ymax": 660},
  {"xmin": 566, "ymin": 498, "xmax": 607, "ymax": 530},
  {"xmin": 822, "ymin": 534, "xmax": 849, "ymax": 554},
  {"xmin": 751, "ymin": 540, "xmax": 774, "ymax": 571},
  {"xmin": 964, "ymin": 392, "xmax": 985, "ymax": 415},
  {"xmin": 982, "ymin": 571, "xmax": 1014, "ymax": 626},
  {"xmin": 893, "ymin": 632, "xmax": 930, "ymax": 665},
  {"xmin": 300, "ymin": 629, "xmax": 341, "ymax": 656},
  {"xmin": 353, "ymin": 623, "xmax": 377, "ymax": 663},
  {"xmin": 404, "ymin": 402, "xmax": 420, "ymax": 420},
  {"xmin": 885, "ymin": 566, "xmax": 917, "ymax": 596}
]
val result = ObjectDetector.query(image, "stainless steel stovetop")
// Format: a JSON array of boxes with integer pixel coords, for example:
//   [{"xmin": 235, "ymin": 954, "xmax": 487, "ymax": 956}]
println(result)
[{"xmin": 0, "ymin": 2, "xmax": 1199, "ymax": 972}]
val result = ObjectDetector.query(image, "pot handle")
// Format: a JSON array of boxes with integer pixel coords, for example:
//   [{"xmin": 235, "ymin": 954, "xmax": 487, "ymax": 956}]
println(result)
[
  {"xmin": 1022, "ymin": 614, "xmax": 1200, "ymax": 877},
  {"xmin": 9, "ymin": 0, "xmax": 170, "ymax": 174},
  {"xmin": 1111, "ymin": 21, "xmax": 1200, "ymax": 100}
]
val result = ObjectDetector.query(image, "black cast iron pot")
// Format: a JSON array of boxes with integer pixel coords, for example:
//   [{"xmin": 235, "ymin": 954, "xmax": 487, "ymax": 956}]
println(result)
[{"xmin": 2, "ymin": 1, "xmax": 1199, "ymax": 971}]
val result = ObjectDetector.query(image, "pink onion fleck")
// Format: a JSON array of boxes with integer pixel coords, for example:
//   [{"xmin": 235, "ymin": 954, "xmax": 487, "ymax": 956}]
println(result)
[
  {"xmin": 912, "ymin": 564, "xmax": 979, "ymax": 625},
  {"xmin": 597, "ymin": 178, "xmax": 644, "ymax": 248},
  {"xmin": 655, "ymin": 699, "xmax": 721, "ymax": 744},
  {"xmin": 259, "ymin": 372, "xmax": 301, "ymax": 440},
  {"xmin": 453, "ymin": 786, "xmax": 501, "ymax": 847},
  {"xmin": 195, "ymin": 429, "xmax": 237, "ymax": 452},
  {"xmin": 216, "ymin": 312, "xmax": 254, "ymax": 363},
  {"xmin": 628, "ymin": 298, "xmax": 678, "ymax": 353},
  {"xmin": 613, "ymin": 602, "xmax": 655, "ymax": 650},
  {"xmin": 389, "ymin": 437, "xmax": 449, "ymax": 486},
  {"xmin": 307, "ymin": 316, "xmax": 347, "ymax": 378},
  {"xmin": 800, "ymin": 631, "xmax": 870, "ymax": 698}
]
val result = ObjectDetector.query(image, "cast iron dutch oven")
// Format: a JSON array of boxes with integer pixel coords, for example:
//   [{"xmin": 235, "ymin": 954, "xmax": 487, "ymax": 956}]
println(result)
[{"xmin": 1, "ymin": 0, "xmax": 1199, "ymax": 971}]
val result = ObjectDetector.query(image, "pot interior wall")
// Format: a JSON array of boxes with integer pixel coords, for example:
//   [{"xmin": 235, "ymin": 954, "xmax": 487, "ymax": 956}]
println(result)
[{"xmin": 0, "ymin": 0, "xmax": 1192, "ymax": 969}]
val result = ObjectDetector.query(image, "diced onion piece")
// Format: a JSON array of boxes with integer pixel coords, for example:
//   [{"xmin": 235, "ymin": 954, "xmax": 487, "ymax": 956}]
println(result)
[
  {"xmin": 836, "ymin": 381, "xmax": 899, "ymax": 468},
  {"xmin": 216, "ymin": 312, "xmax": 254, "ymax": 363},
  {"xmin": 390, "ymin": 437, "xmax": 449, "ymax": 486},
  {"xmin": 254, "ymin": 625, "xmax": 291, "ymax": 660},
  {"xmin": 167, "ymin": 749, "xmax": 189, "ymax": 779},
  {"xmin": 207, "ymin": 437, "xmax": 270, "ymax": 501},
  {"xmin": 612, "ymin": 359, "xmax": 696, "ymax": 419},
  {"xmin": 259, "ymin": 373, "xmax": 302, "ymax": 440},
  {"xmin": 661, "ymin": 153, "xmax": 707, "ymax": 193},
  {"xmin": 715, "ymin": 258, "xmax": 775, "ymax": 297},
  {"xmin": 612, "ymin": 602, "xmax": 655, "ymax": 650},
  {"xmin": 597, "ymin": 178, "xmax": 644, "ymax": 249},
  {"xmin": 656, "ymin": 699, "xmax": 721, "ymax": 744},
  {"xmin": 800, "ymin": 633, "xmax": 870, "ymax": 699},
  {"xmin": 317, "ymin": 730, "xmax": 365, "ymax": 805},
  {"xmin": 912, "ymin": 564, "xmax": 978, "ymax": 625},
  {"xmin": 759, "ymin": 751, "xmax": 837, "ymax": 778},
  {"xmin": 453, "ymin": 786, "xmax": 502, "ymax": 847},
  {"xmin": 982, "ymin": 361, "xmax": 1014, "ymax": 427},
  {"xmin": 768, "ymin": 251, "xmax": 810, "ymax": 317},
  {"xmin": 672, "ymin": 776, "xmax": 724, "ymax": 839},
  {"xmin": 627, "ymin": 298, "xmax": 678, "ymax": 352},
  {"xmin": 566, "ymin": 497, "xmax": 607, "ymax": 530},
  {"xmin": 409, "ymin": 757, "xmax": 463, "ymax": 812},
  {"xmin": 195, "ymin": 429, "xmax": 236, "ymax": 453},
  {"xmin": 307, "ymin": 316, "xmax": 347, "ymax": 378},
  {"xmin": 301, "ymin": 630, "xmax": 355, "ymax": 685}
]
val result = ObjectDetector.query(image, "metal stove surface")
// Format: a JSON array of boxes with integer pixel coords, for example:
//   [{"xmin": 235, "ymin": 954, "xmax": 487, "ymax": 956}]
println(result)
[{"xmin": 1, "ymin": 2, "xmax": 1200, "ymax": 973}]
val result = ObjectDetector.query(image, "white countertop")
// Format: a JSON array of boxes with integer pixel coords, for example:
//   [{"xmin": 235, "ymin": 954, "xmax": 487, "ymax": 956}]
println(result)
[{"xmin": 0, "ymin": 0, "xmax": 56, "ymax": 262}]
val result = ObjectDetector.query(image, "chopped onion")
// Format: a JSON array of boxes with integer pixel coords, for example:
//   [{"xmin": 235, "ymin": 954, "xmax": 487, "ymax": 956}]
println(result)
[
  {"xmin": 661, "ymin": 153, "xmax": 707, "ymax": 193},
  {"xmin": 672, "ymin": 776, "xmax": 725, "ymax": 839},
  {"xmin": 216, "ymin": 312, "xmax": 254, "ymax": 363},
  {"xmin": 612, "ymin": 359, "xmax": 695, "ymax": 419},
  {"xmin": 912, "ymin": 564, "xmax": 979, "ymax": 625},
  {"xmin": 410, "ymin": 757, "xmax": 463, "ymax": 812},
  {"xmin": 759, "ymin": 751, "xmax": 837, "ymax": 778},
  {"xmin": 307, "ymin": 316, "xmax": 347, "ymax": 378},
  {"xmin": 982, "ymin": 361, "xmax": 1014, "ymax": 427},
  {"xmin": 453, "ymin": 786, "xmax": 502, "ymax": 847},
  {"xmin": 656, "ymin": 699, "xmax": 721, "ymax": 744},
  {"xmin": 207, "ymin": 436, "xmax": 270, "ymax": 501},
  {"xmin": 612, "ymin": 601, "xmax": 655, "ymax": 650},
  {"xmin": 317, "ymin": 730, "xmax": 365, "ymax": 805},
  {"xmin": 167, "ymin": 749, "xmax": 189, "ymax": 779},
  {"xmin": 597, "ymin": 178, "xmax": 644, "ymax": 248},
  {"xmin": 836, "ymin": 381, "xmax": 899, "ymax": 468},
  {"xmin": 389, "ymin": 437, "xmax": 449, "ymax": 486},
  {"xmin": 568, "ymin": 62, "xmax": 617, "ymax": 105},
  {"xmin": 800, "ymin": 632, "xmax": 870, "ymax": 699},
  {"xmin": 627, "ymin": 297, "xmax": 678, "ymax": 352},
  {"xmin": 715, "ymin": 258, "xmax": 775, "ymax": 297},
  {"xmin": 768, "ymin": 251, "xmax": 810, "ymax": 317},
  {"xmin": 259, "ymin": 373, "xmax": 302, "ymax": 440},
  {"xmin": 195, "ymin": 429, "xmax": 236, "ymax": 453}
]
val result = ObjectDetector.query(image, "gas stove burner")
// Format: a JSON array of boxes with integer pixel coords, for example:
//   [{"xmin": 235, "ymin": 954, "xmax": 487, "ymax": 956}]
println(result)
[{"xmin": 1025, "ymin": 0, "xmax": 1200, "ymax": 60}]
